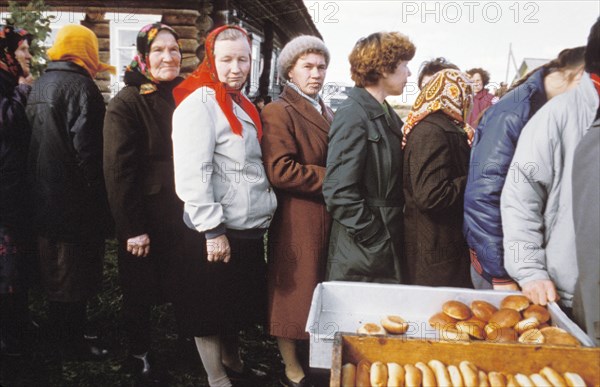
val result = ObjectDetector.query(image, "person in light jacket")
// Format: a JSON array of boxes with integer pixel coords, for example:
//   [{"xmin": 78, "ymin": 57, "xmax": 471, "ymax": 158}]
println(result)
[
  {"xmin": 501, "ymin": 38, "xmax": 600, "ymax": 308},
  {"xmin": 171, "ymin": 25, "xmax": 277, "ymax": 387}
]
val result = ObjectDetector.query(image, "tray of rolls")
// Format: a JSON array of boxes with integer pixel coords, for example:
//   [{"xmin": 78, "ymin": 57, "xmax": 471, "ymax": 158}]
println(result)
[
  {"xmin": 330, "ymin": 333, "xmax": 600, "ymax": 386},
  {"xmin": 305, "ymin": 282, "xmax": 594, "ymax": 369}
]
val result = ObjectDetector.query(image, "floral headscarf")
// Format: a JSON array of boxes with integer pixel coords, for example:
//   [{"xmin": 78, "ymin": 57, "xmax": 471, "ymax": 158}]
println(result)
[
  {"xmin": 402, "ymin": 69, "xmax": 475, "ymax": 148},
  {"xmin": 126, "ymin": 23, "xmax": 182, "ymax": 93},
  {"xmin": 173, "ymin": 25, "xmax": 262, "ymax": 140},
  {"xmin": 0, "ymin": 25, "xmax": 32, "ymax": 79}
]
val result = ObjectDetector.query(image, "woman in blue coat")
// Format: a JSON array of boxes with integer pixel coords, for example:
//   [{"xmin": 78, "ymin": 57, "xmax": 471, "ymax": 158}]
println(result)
[{"xmin": 463, "ymin": 47, "xmax": 585, "ymax": 290}]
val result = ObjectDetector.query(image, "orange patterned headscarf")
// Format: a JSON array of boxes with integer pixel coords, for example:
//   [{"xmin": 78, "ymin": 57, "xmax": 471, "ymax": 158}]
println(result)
[
  {"xmin": 173, "ymin": 25, "xmax": 262, "ymax": 140},
  {"xmin": 402, "ymin": 69, "xmax": 474, "ymax": 148}
]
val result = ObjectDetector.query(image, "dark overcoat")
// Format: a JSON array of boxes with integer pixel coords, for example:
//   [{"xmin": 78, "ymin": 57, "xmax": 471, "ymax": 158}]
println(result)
[
  {"xmin": 323, "ymin": 87, "xmax": 405, "ymax": 283},
  {"xmin": 260, "ymin": 86, "xmax": 333, "ymax": 340}
]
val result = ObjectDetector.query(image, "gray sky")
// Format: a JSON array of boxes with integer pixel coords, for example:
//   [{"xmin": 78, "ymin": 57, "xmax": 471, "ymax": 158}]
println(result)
[{"xmin": 305, "ymin": 0, "xmax": 600, "ymax": 104}]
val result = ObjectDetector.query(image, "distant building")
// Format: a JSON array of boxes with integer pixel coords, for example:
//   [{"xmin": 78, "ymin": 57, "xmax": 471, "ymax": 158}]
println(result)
[{"xmin": 322, "ymin": 82, "xmax": 352, "ymax": 112}]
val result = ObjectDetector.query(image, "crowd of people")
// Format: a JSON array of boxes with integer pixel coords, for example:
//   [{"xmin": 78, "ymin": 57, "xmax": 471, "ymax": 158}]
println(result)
[{"xmin": 0, "ymin": 15, "xmax": 598, "ymax": 387}]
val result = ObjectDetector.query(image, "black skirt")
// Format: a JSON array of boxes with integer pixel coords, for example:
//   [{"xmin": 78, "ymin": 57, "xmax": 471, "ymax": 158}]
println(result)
[{"xmin": 171, "ymin": 228, "xmax": 267, "ymax": 337}]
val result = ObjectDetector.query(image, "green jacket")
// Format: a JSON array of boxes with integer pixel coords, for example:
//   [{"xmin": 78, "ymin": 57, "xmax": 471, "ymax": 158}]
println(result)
[{"xmin": 323, "ymin": 87, "xmax": 404, "ymax": 283}]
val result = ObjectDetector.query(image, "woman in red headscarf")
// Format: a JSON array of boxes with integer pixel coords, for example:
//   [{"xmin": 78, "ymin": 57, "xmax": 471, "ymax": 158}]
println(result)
[{"xmin": 171, "ymin": 26, "xmax": 277, "ymax": 386}]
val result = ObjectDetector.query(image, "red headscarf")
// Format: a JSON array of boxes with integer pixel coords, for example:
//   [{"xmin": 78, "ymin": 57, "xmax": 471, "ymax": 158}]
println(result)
[{"xmin": 173, "ymin": 25, "xmax": 262, "ymax": 139}]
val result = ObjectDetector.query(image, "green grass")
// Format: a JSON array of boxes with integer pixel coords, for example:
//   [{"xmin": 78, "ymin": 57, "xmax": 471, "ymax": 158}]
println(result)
[{"xmin": 1, "ymin": 240, "xmax": 287, "ymax": 386}]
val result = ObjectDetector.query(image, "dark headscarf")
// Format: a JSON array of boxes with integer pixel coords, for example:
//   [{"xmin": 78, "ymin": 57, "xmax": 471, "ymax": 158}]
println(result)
[
  {"xmin": 173, "ymin": 25, "xmax": 262, "ymax": 140},
  {"xmin": 124, "ymin": 23, "xmax": 181, "ymax": 94},
  {"xmin": 0, "ymin": 25, "xmax": 32, "ymax": 79}
]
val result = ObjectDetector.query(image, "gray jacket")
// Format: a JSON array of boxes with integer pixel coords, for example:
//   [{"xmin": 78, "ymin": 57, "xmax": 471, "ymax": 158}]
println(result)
[{"xmin": 501, "ymin": 73, "xmax": 599, "ymax": 306}]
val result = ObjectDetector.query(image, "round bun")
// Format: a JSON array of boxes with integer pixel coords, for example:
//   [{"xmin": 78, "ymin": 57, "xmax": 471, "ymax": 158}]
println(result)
[
  {"xmin": 501, "ymin": 295, "xmax": 531, "ymax": 312},
  {"xmin": 478, "ymin": 371, "xmax": 489, "ymax": 385},
  {"xmin": 514, "ymin": 317, "xmax": 541, "ymax": 334},
  {"xmin": 540, "ymin": 327, "xmax": 581, "ymax": 347},
  {"xmin": 428, "ymin": 360, "xmax": 452, "ymax": 386},
  {"xmin": 539, "ymin": 367, "xmax": 566, "ymax": 387},
  {"xmin": 471, "ymin": 300, "xmax": 498, "ymax": 322},
  {"xmin": 341, "ymin": 363, "xmax": 356, "ymax": 387},
  {"xmin": 563, "ymin": 372, "xmax": 586, "ymax": 387},
  {"xmin": 486, "ymin": 327, "xmax": 518, "ymax": 343},
  {"xmin": 381, "ymin": 315, "xmax": 409, "ymax": 335},
  {"xmin": 415, "ymin": 362, "xmax": 436, "ymax": 387},
  {"xmin": 356, "ymin": 359, "xmax": 372, "ymax": 386},
  {"xmin": 442, "ymin": 300, "xmax": 472, "ymax": 320},
  {"xmin": 357, "ymin": 323, "xmax": 386, "ymax": 336},
  {"xmin": 530, "ymin": 373, "xmax": 552, "ymax": 387},
  {"xmin": 439, "ymin": 327, "xmax": 470, "ymax": 341},
  {"xmin": 404, "ymin": 364, "xmax": 422, "ymax": 387},
  {"xmin": 429, "ymin": 312, "xmax": 457, "ymax": 330},
  {"xmin": 488, "ymin": 372, "xmax": 507, "ymax": 386},
  {"xmin": 459, "ymin": 361, "xmax": 478, "ymax": 387},
  {"xmin": 518, "ymin": 328, "xmax": 545, "ymax": 344},
  {"xmin": 447, "ymin": 365, "xmax": 464, "ymax": 387},
  {"xmin": 387, "ymin": 362, "xmax": 405, "ymax": 387},
  {"xmin": 515, "ymin": 373, "xmax": 535, "ymax": 387},
  {"xmin": 489, "ymin": 308, "xmax": 521, "ymax": 328},
  {"xmin": 523, "ymin": 304, "xmax": 551, "ymax": 324},
  {"xmin": 370, "ymin": 361, "xmax": 388, "ymax": 387},
  {"xmin": 457, "ymin": 317, "xmax": 486, "ymax": 340}
]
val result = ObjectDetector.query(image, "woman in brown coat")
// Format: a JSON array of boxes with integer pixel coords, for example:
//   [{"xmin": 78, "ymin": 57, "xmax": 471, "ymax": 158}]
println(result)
[{"xmin": 260, "ymin": 35, "xmax": 333, "ymax": 387}]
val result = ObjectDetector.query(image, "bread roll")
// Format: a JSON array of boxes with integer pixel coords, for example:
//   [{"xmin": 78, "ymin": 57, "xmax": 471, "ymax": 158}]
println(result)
[
  {"xmin": 440, "ymin": 327, "xmax": 471, "ymax": 341},
  {"xmin": 515, "ymin": 374, "xmax": 535, "ymax": 387},
  {"xmin": 540, "ymin": 327, "xmax": 581, "ymax": 347},
  {"xmin": 485, "ymin": 327, "xmax": 518, "ymax": 343},
  {"xmin": 416, "ymin": 362, "xmax": 436, "ymax": 387},
  {"xmin": 387, "ymin": 362, "xmax": 405, "ymax": 387},
  {"xmin": 500, "ymin": 295, "xmax": 530, "ymax": 311},
  {"xmin": 448, "ymin": 365, "xmax": 464, "ymax": 387},
  {"xmin": 539, "ymin": 367, "xmax": 566, "ymax": 387},
  {"xmin": 471, "ymin": 300, "xmax": 498, "ymax": 322},
  {"xmin": 405, "ymin": 364, "xmax": 422, "ymax": 387},
  {"xmin": 430, "ymin": 312, "xmax": 458, "ymax": 330},
  {"xmin": 489, "ymin": 309, "xmax": 521, "ymax": 329},
  {"xmin": 443, "ymin": 300, "xmax": 472, "ymax": 320},
  {"xmin": 459, "ymin": 361, "xmax": 479, "ymax": 387},
  {"xmin": 506, "ymin": 374, "xmax": 519, "ymax": 387},
  {"xmin": 381, "ymin": 315, "xmax": 409, "ymax": 334},
  {"xmin": 563, "ymin": 372, "xmax": 587, "ymax": 387},
  {"xmin": 518, "ymin": 328, "xmax": 545, "ymax": 344},
  {"xmin": 370, "ymin": 361, "xmax": 388, "ymax": 387},
  {"xmin": 488, "ymin": 371, "xmax": 506, "ymax": 387},
  {"xmin": 457, "ymin": 318, "xmax": 486, "ymax": 340},
  {"xmin": 341, "ymin": 363, "xmax": 357, "ymax": 387},
  {"xmin": 523, "ymin": 304, "xmax": 551, "ymax": 324},
  {"xmin": 356, "ymin": 359, "xmax": 372, "ymax": 387},
  {"xmin": 357, "ymin": 322, "xmax": 386, "ymax": 336},
  {"xmin": 530, "ymin": 373, "xmax": 552, "ymax": 387},
  {"xmin": 479, "ymin": 370, "xmax": 490, "ymax": 387},
  {"xmin": 514, "ymin": 317, "xmax": 541, "ymax": 334},
  {"xmin": 429, "ymin": 359, "xmax": 452, "ymax": 386}
]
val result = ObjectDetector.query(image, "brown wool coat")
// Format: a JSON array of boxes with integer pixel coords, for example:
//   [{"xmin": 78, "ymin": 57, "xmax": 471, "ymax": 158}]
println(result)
[{"xmin": 260, "ymin": 86, "xmax": 333, "ymax": 340}]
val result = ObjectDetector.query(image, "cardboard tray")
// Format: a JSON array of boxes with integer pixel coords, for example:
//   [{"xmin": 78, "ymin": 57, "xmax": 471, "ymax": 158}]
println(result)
[
  {"xmin": 306, "ymin": 282, "xmax": 595, "ymax": 369},
  {"xmin": 330, "ymin": 333, "xmax": 600, "ymax": 386}
]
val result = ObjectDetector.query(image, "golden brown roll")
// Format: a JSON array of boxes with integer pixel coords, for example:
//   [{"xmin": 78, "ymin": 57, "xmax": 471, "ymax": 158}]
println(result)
[
  {"xmin": 404, "ymin": 364, "xmax": 422, "ymax": 387},
  {"xmin": 523, "ymin": 304, "xmax": 551, "ymax": 324},
  {"xmin": 563, "ymin": 372, "xmax": 587, "ymax": 387},
  {"xmin": 500, "ymin": 295, "xmax": 530, "ymax": 312},
  {"xmin": 530, "ymin": 373, "xmax": 552, "ymax": 387},
  {"xmin": 485, "ymin": 327, "xmax": 518, "ymax": 343},
  {"xmin": 356, "ymin": 359, "xmax": 372, "ymax": 387},
  {"xmin": 387, "ymin": 362, "xmax": 405, "ymax": 387},
  {"xmin": 443, "ymin": 300, "xmax": 473, "ymax": 320},
  {"xmin": 489, "ymin": 308, "xmax": 521, "ymax": 328},
  {"xmin": 370, "ymin": 361, "xmax": 388, "ymax": 387},
  {"xmin": 514, "ymin": 317, "xmax": 541, "ymax": 334},
  {"xmin": 518, "ymin": 328, "xmax": 545, "ymax": 344},
  {"xmin": 457, "ymin": 318, "xmax": 486, "ymax": 340},
  {"xmin": 506, "ymin": 374, "xmax": 519, "ymax": 387},
  {"xmin": 416, "ymin": 362, "xmax": 436, "ymax": 387},
  {"xmin": 459, "ymin": 361, "xmax": 479, "ymax": 387},
  {"xmin": 479, "ymin": 370, "xmax": 490, "ymax": 387},
  {"xmin": 448, "ymin": 365, "xmax": 464, "ymax": 387},
  {"xmin": 539, "ymin": 366, "xmax": 566, "ymax": 387},
  {"xmin": 515, "ymin": 374, "xmax": 535, "ymax": 387},
  {"xmin": 540, "ymin": 327, "xmax": 581, "ymax": 347},
  {"xmin": 357, "ymin": 322, "xmax": 386, "ymax": 336},
  {"xmin": 341, "ymin": 363, "xmax": 357, "ymax": 387},
  {"xmin": 471, "ymin": 300, "xmax": 498, "ymax": 322},
  {"xmin": 429, "ymin": 359, "xmax": 452, "ymax": 386},
  {"xmin": 430, "ymin": 312, "xmax": 458, "ymax": 330},
  {"xmin": 381, "ymin": 315, "xmax": 409, "ymax": 335},
  {"xmin": 488, "ymin": 371, "xmax": 507, "ymax": 387},
  {"xmin": 440, "ymin": 327, "xmax": 471, "ymax": 341}
]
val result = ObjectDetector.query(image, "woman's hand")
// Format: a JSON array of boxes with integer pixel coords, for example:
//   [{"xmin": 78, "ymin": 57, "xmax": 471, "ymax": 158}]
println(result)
[
  {"xmin": 521, "ymin": 279, "xmax": 559, "ymax": 306},
  {"xmin": 206, "ymin": 235, "xmax": 231, "ymax": 263},
  {"xmin": 126, "ymin": 234, "xmax": 151, "ymax": 257}
]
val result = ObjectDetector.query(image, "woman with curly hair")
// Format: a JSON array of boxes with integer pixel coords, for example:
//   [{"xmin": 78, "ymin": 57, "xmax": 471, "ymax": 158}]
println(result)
[{"xmin": 323, "ymin": 31, "xmax": 415, "ymax": 283}]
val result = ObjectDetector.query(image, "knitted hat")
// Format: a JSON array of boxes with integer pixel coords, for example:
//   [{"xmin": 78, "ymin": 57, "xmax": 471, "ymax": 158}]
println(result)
[{"xmin": 277, "ymin": 35, "xmax": 329, "ymax": 81}]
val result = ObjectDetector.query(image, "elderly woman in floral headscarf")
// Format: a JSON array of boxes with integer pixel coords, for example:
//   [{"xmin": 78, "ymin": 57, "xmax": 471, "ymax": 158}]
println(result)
[
  {"xmin": 402, "ymin": 69, "xmax": 474, "ymax": 288},
  {"xmin": 0, "ymin": 24, "xmax": 33, "ymax": 356},
  {"xmin": 103, "ymin": 22, "xmax": 184, "ymax": 384}
]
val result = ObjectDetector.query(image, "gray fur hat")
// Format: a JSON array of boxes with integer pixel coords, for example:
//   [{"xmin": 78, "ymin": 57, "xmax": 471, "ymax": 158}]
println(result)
[{"xmin": 277, "ymin": 35, "xmax": 330, "ymax": 81}]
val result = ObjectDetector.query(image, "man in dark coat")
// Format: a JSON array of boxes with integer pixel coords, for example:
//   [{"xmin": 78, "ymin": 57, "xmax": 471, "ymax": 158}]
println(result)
[{"xmin": 26, "ymin": 24, "xmax": 114, "ymax": 358}]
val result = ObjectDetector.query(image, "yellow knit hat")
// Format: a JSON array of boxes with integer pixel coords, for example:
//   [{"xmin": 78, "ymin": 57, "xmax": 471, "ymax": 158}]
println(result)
[{"xmin": 47, "ymin": 24, "xmax": 115, "ymax": 77}]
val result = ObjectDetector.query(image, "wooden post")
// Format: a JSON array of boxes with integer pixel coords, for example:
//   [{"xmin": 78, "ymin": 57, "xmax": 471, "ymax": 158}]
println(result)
[{"xmin": 81, "ymin": 9, "xmax": 111, "ymax": 101}]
